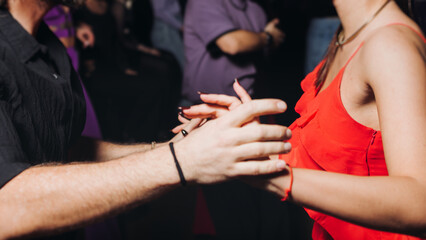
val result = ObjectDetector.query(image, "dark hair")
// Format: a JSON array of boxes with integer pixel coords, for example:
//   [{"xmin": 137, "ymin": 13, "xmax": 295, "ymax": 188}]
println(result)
[{"xmin": 315, "ymin": 0, "xmax": 414, "ymax": 90}]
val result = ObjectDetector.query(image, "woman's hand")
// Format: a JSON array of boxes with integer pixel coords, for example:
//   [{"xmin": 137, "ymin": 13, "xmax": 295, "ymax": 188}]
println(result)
[
  {"xmin": 170, "ymin": 118, "xmax": 205, "ymax": 142},
  {"xmin": 172, "ymin": 80, "xmax": 263, "ymax": 134},
  {"xmin": 183, "ymin": 80, "xmax": 253, "ymax": 119}
]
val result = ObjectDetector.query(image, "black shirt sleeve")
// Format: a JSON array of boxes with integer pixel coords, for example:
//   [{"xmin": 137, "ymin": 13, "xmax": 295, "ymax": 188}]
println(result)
[{"xmin": 0, "ymin": 65, "xmax": 31, "ymax": 189}]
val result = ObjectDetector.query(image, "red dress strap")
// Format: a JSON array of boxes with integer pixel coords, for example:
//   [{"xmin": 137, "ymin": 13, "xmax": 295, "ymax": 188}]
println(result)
[
  {"xmin": 386, "ymin": 22, "xmax": 426, "ymax": 42},
  {"xmin": 343, "ymin": 42, "xmax": 365, "ymax": 68}
]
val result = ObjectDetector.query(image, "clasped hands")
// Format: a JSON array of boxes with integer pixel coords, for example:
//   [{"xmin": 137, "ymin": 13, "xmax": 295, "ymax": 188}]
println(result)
[{"xmin": 169, "ymin": 81, "xmax": 292, "ymax": 186}]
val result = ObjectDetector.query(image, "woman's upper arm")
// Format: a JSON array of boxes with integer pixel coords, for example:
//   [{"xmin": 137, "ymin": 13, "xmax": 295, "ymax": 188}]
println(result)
[{"xmin": 362, "ymin": 26, "xmax": 426, "ymax": 181}]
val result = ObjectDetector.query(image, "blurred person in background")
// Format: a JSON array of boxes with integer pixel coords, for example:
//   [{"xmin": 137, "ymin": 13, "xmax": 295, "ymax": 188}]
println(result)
[
  {"xmin": 182, "ymin": 0, "xmax": 285, "ymax": 106},
  {"xmin": 110, "ymin": 0, "xmax": 183, "ymax": 141},
  {"xmin": 150, "ymin": 0, "xmax": 185, "ymax": 71},
  {"xmin": 302, "ymin": 0, "xmax": 340, "ymax": 75},
  {"xmin": 74, "ymin": 0, "xmax": 180, "ymax": 142}
]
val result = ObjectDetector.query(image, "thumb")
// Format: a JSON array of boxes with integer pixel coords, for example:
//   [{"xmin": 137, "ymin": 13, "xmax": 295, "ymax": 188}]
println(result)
[{"xmin": 272, "ymin": 18, "xmax": 280, "ymax": 25}]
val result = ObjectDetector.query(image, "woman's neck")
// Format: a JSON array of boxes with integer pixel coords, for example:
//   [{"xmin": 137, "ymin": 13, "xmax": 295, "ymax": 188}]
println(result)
[
  {"xmin": 333, "ymin": 0, "xmax": 389, "ymax": 37},
  {"xmin": 8, "ymin": 0, "xmax": 52, "ymax": 36}
]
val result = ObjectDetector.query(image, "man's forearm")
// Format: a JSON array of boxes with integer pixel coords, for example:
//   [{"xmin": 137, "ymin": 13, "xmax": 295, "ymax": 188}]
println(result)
[
  {"xmin": 69, "ymin": 137, "xmax": 167, "ymax": 162},
  {"xmin": 92, "ymin": 139, "xmax": 165, "ymax": 161},
  {"xmin": 215, "ymin": 30, "xmax": 268, "ymax": 55},
  {"xmin": 0, "ymin": 99, "xmax": 291, "ymax": 239},
  {"xmin": 0, "ymin": 145, "xmax": 180, "ymax": 239}
]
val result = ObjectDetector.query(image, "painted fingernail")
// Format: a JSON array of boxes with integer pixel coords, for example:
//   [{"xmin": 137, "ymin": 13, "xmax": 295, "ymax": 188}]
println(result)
[
  {"xmin": 284, "ymin": 142, "xmax": 292, "ymax": 151},
  {"xmin": 276, "ymin": 161, "xmax": 287, "ymax": 170},
  {"xmin": 179, "ymin": 112, "xmax": 190, "ymax": 120},
  {"xmin": 277, "ymin": 101, "xmax": 287, "ymax": 111},
  {"xmin": 178, "ymin": 106, "xmax": 190, "ymax": 113},
  {"xmin": 286, "ymin": 129, "xmax": 292, "ymax": 138}
]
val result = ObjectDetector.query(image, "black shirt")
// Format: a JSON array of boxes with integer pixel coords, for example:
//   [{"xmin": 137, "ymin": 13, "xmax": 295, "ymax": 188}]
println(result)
[{"xmin": 0, "ymin": 10, "xmax": 86, "ymax": 188}]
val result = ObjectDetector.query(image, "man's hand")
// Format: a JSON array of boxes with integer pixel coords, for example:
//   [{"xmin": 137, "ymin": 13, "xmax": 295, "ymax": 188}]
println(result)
[
  {"xmin": 175, "ymin": 98, "xmax": 292, "ymax": 184},
  {"xmin": 76, "ymin": 23, "xmax": 95, "ymax": 48},
  {"xmin": 264, "ymin": 18, "xmax": 285, "ymax": 48}
]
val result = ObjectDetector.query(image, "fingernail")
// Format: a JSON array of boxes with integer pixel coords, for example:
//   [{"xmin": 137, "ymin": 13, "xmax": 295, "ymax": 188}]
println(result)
[
  {"xmin": 178, "ymin": 106, "xmax": 190, "ymax": 112},
  {"xmin": 286, "ymin": 129, "xmax": 292, "ymax": 138},
  {"xmin": 234, "ymin": 78, "xmax": 240, "ymax": 84},
  {"xmin": 197, "ymin": 91, "xmax": 208, "ymax": 95},
  {"xmin": 284, "ymin": 142, "xmax": 292, "ymax": 151},
  {"xmin": 276, "ymin": 161, "xmax": 287, "ymax": 170},
  {"xmin": 179, "ymin": 112, "xmax": 190, "ymax": 120},
  {"xmin": 277, "ymin": 101, "xmax": 287, "ymax": 111}
]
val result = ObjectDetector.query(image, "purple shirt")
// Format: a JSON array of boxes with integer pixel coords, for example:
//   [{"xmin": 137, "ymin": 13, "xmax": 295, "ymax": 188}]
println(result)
[
  {"xmin": 44, "ymin": 7, "xmax": 75, "ymax": 38},
  {"xmin": 183, "ymin": 0, "xmax": 267, "ymax": 103},
  {"xmin": 45, "ymin": 7, "xmax": 102, "ymax": 140}
]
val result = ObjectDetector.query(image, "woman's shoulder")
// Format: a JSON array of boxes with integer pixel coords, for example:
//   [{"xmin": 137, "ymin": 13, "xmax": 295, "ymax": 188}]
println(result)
[
  {"xmin": 353, "ymin": 21, "xmax": 425, "ymax": 101},
  {"xmin": 362, "ymin": 21, "xmax": 425, "ymax": 59},
  {"xmin": 359, "ymin": 21, "xmax": 425, "ymax": 80}
]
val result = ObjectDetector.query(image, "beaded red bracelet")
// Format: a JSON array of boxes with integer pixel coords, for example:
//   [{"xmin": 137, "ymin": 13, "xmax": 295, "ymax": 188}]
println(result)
[{"xmin": 281, "ymin": 164, "xmax": 294, "ymax": 201}]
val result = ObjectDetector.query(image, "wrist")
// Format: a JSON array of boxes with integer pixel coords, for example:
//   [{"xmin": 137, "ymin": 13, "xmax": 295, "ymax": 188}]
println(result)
[
  {"xmin": 281, "ymin": 164, "xmax": 294, "ymax": 201},
  {"xmin": 263, "ymin": 31, "xmax": 274, "ymax": 48},
  {"xmin": 168, "ymin": 141, "xmax": 197, "ymax": 184},
  {"xmin": 168, "ymin": 142, "xmax": 187, "ymax": 186}
]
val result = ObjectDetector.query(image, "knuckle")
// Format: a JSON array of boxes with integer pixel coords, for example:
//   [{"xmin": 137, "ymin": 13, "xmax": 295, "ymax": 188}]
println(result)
[
  {"xmin": 254, "ymin": 126, "xmax": 266, "ymax": 139},
  {"xmin": 217, "ymin": 135, "xmax": 229, "ymax": 147},
  {"xmin": 245, "ymin": 101, "xmax": 257, "ymax": 115},
  {"xmin": 221, "ymin": 135, "xmax": 234, "ymax": 147},
  {"xmin": 254, "ymin": 145, "xmax": 265, "ymax": 157},
  {"xmin": 263, "ymin": 163, "xmax": 274, "ymax": 174},
  {"xmin": 230, "ymin": 96, "xmax": 239, "ymax": 103},
  {"xmin": 252, "ymin": 165, "xmax": 261, "ymax": 176},
  {"xmin": 279, "ymin": 127, "xmax": 287, "ymax": 140},
  {"xmin": 226, "ymin": 164, "xmax": 238, "ymax": 177}
]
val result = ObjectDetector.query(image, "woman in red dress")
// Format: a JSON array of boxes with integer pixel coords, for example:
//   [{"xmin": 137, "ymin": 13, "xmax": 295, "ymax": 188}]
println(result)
[{"xmin": 180, "ymin": 0, "xmax": 426, "ymax": 239}]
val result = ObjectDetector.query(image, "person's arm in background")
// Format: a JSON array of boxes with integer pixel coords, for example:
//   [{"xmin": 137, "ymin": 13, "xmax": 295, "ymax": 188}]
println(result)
[
  {"xmin": 185, "ymin": 0, "xmax": 284, "ymax": 57},
  {"xmin": 75, "ymin": 22, "xmax": 95, "ymax": 48},
  {"xmin": 110, "ymin": 0, "xmax": 160, "ymax": 56},
  {"xmin": 0, "ymin": 99, "xmax": 292, "ymax": 240},
  {"xmin": 216, "ymin": 19, "xmax": 285, "ymax": 55}
]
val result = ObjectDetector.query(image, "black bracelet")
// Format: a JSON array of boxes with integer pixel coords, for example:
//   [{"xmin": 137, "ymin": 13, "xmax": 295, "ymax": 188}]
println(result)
[{"xmin": 169, "ymin": 142, "xmax": 187, "ymax": 186}]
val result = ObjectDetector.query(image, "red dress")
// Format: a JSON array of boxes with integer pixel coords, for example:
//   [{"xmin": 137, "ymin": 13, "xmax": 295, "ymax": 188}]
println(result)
[{"xmin": 279, "ymin": 24, "xmax": 426, "ymax": 240}]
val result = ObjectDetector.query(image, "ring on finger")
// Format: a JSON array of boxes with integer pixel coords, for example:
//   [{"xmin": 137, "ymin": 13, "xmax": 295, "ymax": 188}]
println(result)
[{"xmin": 181, "ymin": 129, "xmax": 189, "ymax": 137}]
